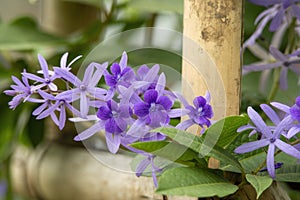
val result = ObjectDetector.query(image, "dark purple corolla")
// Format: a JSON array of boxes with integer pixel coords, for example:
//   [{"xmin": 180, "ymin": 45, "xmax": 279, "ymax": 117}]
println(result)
[
  {"xmin": 104, "ymin": 52, "xmax": 135, "ymax": 91},
  {"xmin": 74, "ymin": 100, "xmax": 132, "ymax": 153},
  {"xmin": 55, "ymin": 62, "xmax": 107, "ymax": 117},
  {"xmin": 243, "ymin": 47, "xmax": 300, "ymax": 89},
  {"xmin": 134, "ymin": 89, "xmax": 173, "ymax": 127},
  {"xmin": 176, "ymin": 92, "xmax": 213, "ymax": 132},
  {"xmin": 290, "ymin": 96, "xmax": 300, "ymax": 122},
  {"xmin": 235, "ymin": 106, "xmax": 300, "ymax": 178},
  {"xmin": 271, "ymin": 96, "xmax": 300, "ymax": 138}
]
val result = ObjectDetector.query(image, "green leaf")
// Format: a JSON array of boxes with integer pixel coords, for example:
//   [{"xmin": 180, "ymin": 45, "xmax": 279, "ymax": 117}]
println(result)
[
  {"xmin": 0, "ymin": 17, "xmax": 65, "ymax": 50},
  {"xmin": 131, "ymin": 141, "xmax": 207, "ymax": 167},
  {"xmin": 156, "ymin": 167, "xmax": 238, "ymax": 198},
  {"xmin": 274, "ymin": 165, "xmax": 300, "ymax": 182},
  {"xmin": 128, "ymin": 0, "xmax": 183, "ymax": 14},
  {"xmin": 246, "ymin": 174, "xmax": 273, "ymax": 199},
  {"xmin": 203, "ymin": 115, "xmax": 249, "ymax": 148},
  {"xmin": 221, "ymin": 152, "xmax": 265, "ymax": 173},
  {"xmin": 155, "ymin": 128, "xmax": 244, "ymax": 173}
]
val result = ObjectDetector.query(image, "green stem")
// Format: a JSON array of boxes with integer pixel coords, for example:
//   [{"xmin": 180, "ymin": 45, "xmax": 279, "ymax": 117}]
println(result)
[{"xmin": 267, "ymin": 68, "xmax": 280, "ymax": 103}]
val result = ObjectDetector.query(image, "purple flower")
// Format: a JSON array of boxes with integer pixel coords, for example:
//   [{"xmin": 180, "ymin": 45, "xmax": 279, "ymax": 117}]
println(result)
[
  {"xmin": 290, "ymin": 96, "xmax": 300, "ymax": 122},
  {"xmin": 74, "ymin": 100, "xmax": 132, "ymax": 154},
  {"xmin": 41, "ymin": 52, "xmax": 82, "ymax": 76},
  {"xmin": 0, "ymin": 180, "xmax": 6, "ymax": 197},
  {"xmin": 55, "ymin": 62, "xmax": 107, "ymax": 117},
  {"xmin": 104, "ymin": 52, "xmax": 135, "ymax": 90},
  {"xmin": 176, "ymin": 92, "xmax": 213, "ymax": 131},
  {"xmin": 238, "ymin": 103, "xmax": 294, "ymax": 137},
  {"xmin": 243, "ymin": 47, "xmax": 300, "ymax": 89},
  {"xmin": 33, "ymin": 90, "xmax": 81, "ymax": 130},
  {"xmin": 135, "ymin": 64, "xmax": 160, "ymax": 93},
  {"xmin": 136, "ymin": 154, "xmax": 162, "ymax": 187},
  {"xmin": 271, "ymin": 98, "xmax": 300, "ymax": 138},
  {"xmin": 4, "ymin": 75, "xmax": 42, "ymax": 109},
  {"xmin": 235, "ymin": 107, "xmax": 300, "ymax": 178},
  {"xmin": 58, "ymin": 52, "xmax": 82, "ymax": 72},
  {"xmin": 134, "ymin": 89, "xmax": 173, "ymax": 127},
  {"xmin": 244, "ymin": 0, "xmax": 300, "ymax": 48},
  {"xmin": 22, "ymin": 54, "xmax": 58, "ymax": 91}
]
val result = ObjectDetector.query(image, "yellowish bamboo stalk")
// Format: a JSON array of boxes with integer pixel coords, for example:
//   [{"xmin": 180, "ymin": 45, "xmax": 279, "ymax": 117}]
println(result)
[{"xmin": 182, "ymin": 0, "xmax": 243, "ymax": 169}]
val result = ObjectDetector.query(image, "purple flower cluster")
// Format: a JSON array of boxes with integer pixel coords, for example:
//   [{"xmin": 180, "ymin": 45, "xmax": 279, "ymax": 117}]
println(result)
[
  {"xmin": 244, "ymin": 0, "xmax": 300, "ymax": 48},
  {"xmin": 4, "ymin": 52, "xmax": 213, "ymax": 187},
  {"xmin": 4, "ymin": 53, "xmax": 103, "ymax": 129},
  {"xmin": 235, "ymin": 96, "xmax": 300, "ymax": 178}
]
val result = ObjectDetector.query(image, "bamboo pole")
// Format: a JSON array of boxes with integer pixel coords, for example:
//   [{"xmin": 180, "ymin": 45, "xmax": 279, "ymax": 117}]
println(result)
[
  {"xmin": 181, "ymin": 1, "xmax": 291, "ymax": 200},
  {"xmin": 183, "ymin": 0, "xmax": 242, "ymax": 120},
  {"xmin": 182, "ymin": 0, "xmax": 242, "ymax": 168}
]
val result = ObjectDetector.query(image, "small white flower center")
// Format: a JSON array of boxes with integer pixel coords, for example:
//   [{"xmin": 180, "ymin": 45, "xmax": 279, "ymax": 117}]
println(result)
[{"xmin": 80, "ymin": 85, "xmax": 86, "ymax": 91}]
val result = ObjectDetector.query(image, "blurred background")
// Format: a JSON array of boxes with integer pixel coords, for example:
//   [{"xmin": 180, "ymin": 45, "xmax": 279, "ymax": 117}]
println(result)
[{"xmin": 0, "ymin": 0, "xmax": 299, "ymax": 200}]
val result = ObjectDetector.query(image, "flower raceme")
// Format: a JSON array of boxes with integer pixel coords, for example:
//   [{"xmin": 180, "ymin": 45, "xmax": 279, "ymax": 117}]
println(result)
[{"xmin": 4, "ymin": 52, "xmax": 213, "ymax": 186}]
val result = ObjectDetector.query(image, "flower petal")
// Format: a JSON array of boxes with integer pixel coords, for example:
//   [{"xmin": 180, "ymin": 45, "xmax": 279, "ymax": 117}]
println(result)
[
  {"xmin": 104, "ymin": 74, "xmax": 117, "ymax": 87},
  {"xmin": 38, "ymin": 54, "xmax": 49, "ymax": 78},
  {"xmin": 275, "ymin": 139, "xmax": 300, "ymax": 159},
  {"xmin": 290, "ymin": 104, "xmax": 300, "ymax": 121},
  {"xmin": 267, "ymin": 143, "xmax": 276, "ymax": 178},
  {"xmin": 136, "ymin": 157, "xmax": 150, "ymax": 177},
  {"xmin": 97, "ymin": 105, "xmax": 112, "ymax": 120},
  {"xmin": 37, "ymin": 102, "xmax": 59, "ymax": 120},
  {"xmin": 105, "ymin": 132, "xmax": 121, "ymax": 154},
  {"xmin": 82, "ymin": 64, "xmax": 95, "ymax": 85},
  {"xmin": 269, "ymin": 8, "xmax": 285, "ymax": 32},
  {"xmin": 54, "ymin": 68, "xmax": 81, "ymax": 86},
  {"xmin": 134, "ymin": 102, "xmax": 150, "ymax": 117},
  {"xmin": 279, "ymin": 67, "xmax": 288, "ymax": 90},
  {"xmin": 157, "ymin": 96, "xmax": 173, "ymax": 110},
  {"xmin": 119, "ymin": 51, "xmax": 128, "ymax": 71},
  {"xmin": 176, "ymin": 119, "xmax": 194, "ymax": 130},
  {"xmin": 168, "ymin": 108, "xmax": 189, "ymax": 118},
  {"xmin": 88, "ymin": 62, "xmax": 107, "ymax": 87},
  {"xmin": 234, "ymin": 139, "xmax": 269, "ymax": 154},
  {"xmin": 60, "ymin": 52, "xmax": 68, "ymax": 69},
  {"xmin": 59, "ymin": 104, "xmax": 66, "ymax": 130},
  {"xmin": 80, "ymin": 92, "xmax": 89, "ymax": 117},
  {"xmin": 105, "ymin": 118, "xmax": 122, "ymax": 133},
  {"xmin": 111, "ymin": 63, "xmax": 121, "ymax": 75},
  {"xmin": 155, "ymin": 73, "xmax": 166, "ymax": 95},
  {"xmin": 144, "ymin": 89, "xmax": 158, "ymax": 104},
  {"xmin": 247, "ymin": 107, "xmax": 273, "ymax": 138},
  {"xmin": 287, "ymin": 125, "xmax": 300, "ymax": 139},
  {"xmin": 260, "ymin": 104, "xmax": 281, "ymax": 124},
  {"xmin": 32, "ymin": 102, "xmax": 48, "ymax": 116},
  {"xmin": 143, "ymin": 64, "xmax": 160, "ymax": 83},
  {"xmin": 22, "ymin": 72, "xmax": 45, "ymax": 83},
  {"xmin": 270, "ymin": 102, "xmax": 290, "ymax": 113},
  {"xmin": 74, "ymin": 122, "xmax": 103, "ymax": 141}
]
